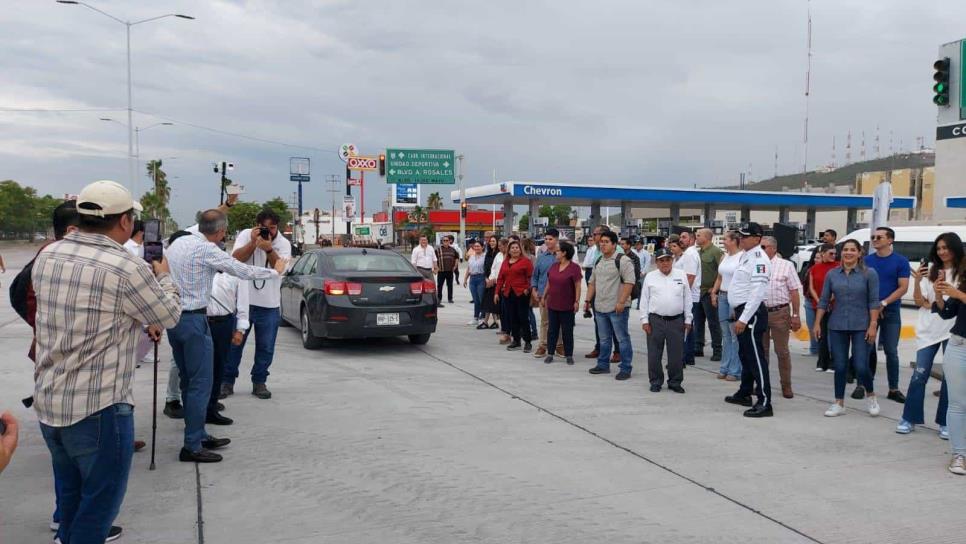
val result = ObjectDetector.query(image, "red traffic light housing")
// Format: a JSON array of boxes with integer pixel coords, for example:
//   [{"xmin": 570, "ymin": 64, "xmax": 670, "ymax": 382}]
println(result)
[
  {"xmin": 379, "ymin": 154, "xmax": 386, "ymax": 176},
  {"xmin": 460, "ymin": 201, "xmax": 468, "ymax": 218}
]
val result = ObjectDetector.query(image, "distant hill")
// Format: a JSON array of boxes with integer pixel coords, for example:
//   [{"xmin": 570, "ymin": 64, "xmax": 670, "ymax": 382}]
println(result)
[{"xmin": 714, "ymin": 153, "xmax": 935, "ymax": 192}]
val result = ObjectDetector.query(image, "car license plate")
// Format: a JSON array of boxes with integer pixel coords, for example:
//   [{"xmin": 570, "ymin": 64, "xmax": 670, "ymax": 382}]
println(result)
[{"xmin": 376, "ymin": 313, "xmax": 400, "ymax": 326}]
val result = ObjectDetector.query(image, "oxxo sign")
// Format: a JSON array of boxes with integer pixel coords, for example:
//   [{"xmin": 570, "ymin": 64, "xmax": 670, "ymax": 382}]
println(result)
[{"xmin": 347, "ymin": 156, "xmax": 378, "ymax": 171}]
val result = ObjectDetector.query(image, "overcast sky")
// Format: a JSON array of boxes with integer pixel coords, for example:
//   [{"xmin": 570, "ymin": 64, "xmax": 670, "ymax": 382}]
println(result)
[{"xmin": 1, "ymin": 0, "xmax": 962, "ymax": 225}]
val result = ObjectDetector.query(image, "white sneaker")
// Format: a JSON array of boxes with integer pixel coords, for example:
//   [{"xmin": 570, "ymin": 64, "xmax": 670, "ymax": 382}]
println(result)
[
  {"xmin": 824, "ymin": 403, "xmax": 846, "ymax": 417},
  {"xmin": 466, "ymin": 319, "xmax": 479, "ymax": 326},
  {"xmin": 868, "ymin": 396, "xmax": 880, "ymax": 417},
  {"xmin": 949, "ymin": 455, "xmax": 966, "ymax": 475}
]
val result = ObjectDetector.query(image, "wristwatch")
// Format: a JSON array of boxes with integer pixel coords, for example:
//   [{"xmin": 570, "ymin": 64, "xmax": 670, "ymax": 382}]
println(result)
[{"xmin": 880, "ymin": 300, "xmax": 887, "ymax": 308}]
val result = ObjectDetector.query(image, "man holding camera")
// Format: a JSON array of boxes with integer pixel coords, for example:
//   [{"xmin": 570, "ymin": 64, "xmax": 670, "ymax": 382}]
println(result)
[
  {"xmin": 166, "ymin": 210, "xmax": 287, "ymax": 463},
  {"xmin": 225, "ymin": 209, "xmax": 292, "ymax": 400},
  {"xmin": 33, "ymin": 180, "xmax": 183, "ymax": 543}
]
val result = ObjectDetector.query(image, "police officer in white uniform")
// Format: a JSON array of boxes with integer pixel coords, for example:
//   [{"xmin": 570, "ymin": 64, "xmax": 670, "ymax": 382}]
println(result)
[{"xmin": 724, "ymin": 222, "xmax": 774, "ymax": 417}]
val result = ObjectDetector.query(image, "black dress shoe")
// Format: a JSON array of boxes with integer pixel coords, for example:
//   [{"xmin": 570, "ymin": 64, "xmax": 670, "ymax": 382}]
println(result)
[
  {"xmin": 725, "ymin": 395, "xmax": 754, "ymax": 407},
  {"xmin": 615, "ymin": 371, "xmax": 631, "ymax": 381},
  {"xmin": 179, "ymin": 448, "xmax": 223, "ymax": 463},
  {"xmin": 695, "ymin": 349, "xmax": 705, "ymax": 357},
  {"xmin": 669, "ymin": 385, "xmax": 686, "ymax": 394},
  {"xmin": 887, "ymin": 390, "xmax": 906, "ymax": 403},
  {"xmin": 851, "ymin": 386, "xmax": 866, "ymax": 400},
  {"xmin": 216, "ymin": 402, "xmax": 225, "ymax": 411},
  {"xmin": 743, "ymin": 405, "xmax": 774, "ymax": 418},
  {"xmin": 202, "ymin": 437, "xmax": 231, "ymax": 450},
  {"xmin": 588, "ymin": 367, "xmax": 610, "ymax": 375},
  {"xmin": 506, "ymin": 341, "xmax": 522, "ymax": 351},
  {"xmin": 710, "ymin": 352, "xmax": 722, "ymax": 362},
  {"xmin": 206, "ymin": 412, "xmax": 234, "ymax": 425},
  {"xmin": 649, "ymin": 384, "xmax": 662, "ymax": 393},
  {"xmin": 163, "ymin": 400, "xmax": 184, "ymax": 419}
]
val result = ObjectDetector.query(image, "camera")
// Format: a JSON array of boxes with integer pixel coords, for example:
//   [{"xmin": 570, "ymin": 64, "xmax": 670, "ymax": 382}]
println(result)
[
  {"xmin": 583, "ymin": 309, "xmax": 592, "ymax": 318},
  {"xmin": 258, "ymin": 227, "xmax": 271, "ymax": 240},
  {"xmin": 143, "ymin": 219, "xmax": 163, "ymax": 263}
]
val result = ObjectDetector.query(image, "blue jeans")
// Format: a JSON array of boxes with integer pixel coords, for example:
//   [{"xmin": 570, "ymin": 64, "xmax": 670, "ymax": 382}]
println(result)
[
  {"xmin": 226, "ymin": 305, "xmax": 281, "ymax": 385},
  {"xmin": 804, "ymin": 303, "xmax": 819, "ymax": 355},
  {"xmin": 469, "ymin": 274, "xmax": 486, "ymax": 319},
  {"xmin": 40, "ymin": 404, "xmax": 133, "ymax": 544},
  {"xmin": 594, "ymin": 308, "xmax": 633, "ymax": 373},
  {"xmin": 944, "ymin": 340, "xmax": 966, "ymax": 456},
  {"xmin": 167, "ymin": 313, "xmax": 214, "ymax": 452},
  {"xmin": 717, "ymin": 296, "xmax": 742, "ymax": 377},
  {"xmin": 870, "ymin": 305, "xmax": 902, "ymax": 390},
  {"xmin": 902, "ymin": 341, "xmax": 949, "ymax": 425},
  {"xmin": 832, "ymin": 330, "xmax": 873, "ymax": 400},
  {"xmin": 683, "ymin": 302, "xmax": 699, "ymax": 363}
]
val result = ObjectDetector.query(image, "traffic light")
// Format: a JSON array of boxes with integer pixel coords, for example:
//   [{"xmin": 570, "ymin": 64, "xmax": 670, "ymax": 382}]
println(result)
[
  {"xmin": 379, "ymin": 154, "xmax": 386, "ymax": 176},
  {"xmin": 934, "ymin": 57, "xmax": 950, "ymax": 106},
  {"xmin": 460, "ymin": 201, "xmax": 467, "ymax": 218}
]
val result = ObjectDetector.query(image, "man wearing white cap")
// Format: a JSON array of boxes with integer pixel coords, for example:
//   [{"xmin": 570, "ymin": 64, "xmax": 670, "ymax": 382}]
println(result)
[{"xmin": 32, "ymin": 180, "xmax": 183, "ymax": 543}]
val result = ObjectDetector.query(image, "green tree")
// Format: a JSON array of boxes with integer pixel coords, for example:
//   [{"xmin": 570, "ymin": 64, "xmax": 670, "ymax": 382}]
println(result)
[
  {"xmin": 538, "ymin": 204, "xmax": 573, "ymax": 226},
  {"xmin": 518, "ymin": 212, "xmax": 529, "ymax": 232},
  {"xmin": 427, "ymin": 192, "xmax": 443, "ymax": 210},
  {"xmin": 227, "ymin": 201, "xmax": 261, "ymax": 235},
  {"xmin": 140, "ymin": 160, "xmax": 172, "ymax": 226},
  {"xmin": 0, "ymin": 180, "xmax": 40, "ymax": 237},
  {"xmin": 262, "ymin": 197, "xmax": 293, "ymax": 229}
]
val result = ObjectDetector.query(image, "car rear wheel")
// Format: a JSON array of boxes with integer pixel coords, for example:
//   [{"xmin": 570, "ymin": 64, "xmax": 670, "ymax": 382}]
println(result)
[
  {"xmin": 408, "ymin": 333, "xmax": 431, "ymax": 345},
  {"xmin": 300, "ymin": 307, "xmax": 324, "ymax": 349}
]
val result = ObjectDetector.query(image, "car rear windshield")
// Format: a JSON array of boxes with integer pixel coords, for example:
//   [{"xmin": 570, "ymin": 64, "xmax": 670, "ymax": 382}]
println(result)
[{"xmin": 330, "ymin": 253, "xmax": 413, "ymax": 273}]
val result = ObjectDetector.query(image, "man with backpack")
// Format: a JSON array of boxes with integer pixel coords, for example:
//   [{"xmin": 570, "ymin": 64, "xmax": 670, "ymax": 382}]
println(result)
[
  {"xmin": 584, "ymin": 231, "xmax": 637, "ymax": 380},
  {"xmin": 619, "ymin": 236, "xmax": 643, "ymax": 307}
]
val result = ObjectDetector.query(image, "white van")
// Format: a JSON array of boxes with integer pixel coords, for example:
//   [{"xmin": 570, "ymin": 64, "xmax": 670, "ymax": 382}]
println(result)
[{"xmin": 840, "ymin": 225, "xmax": 966, "ymax": 304}]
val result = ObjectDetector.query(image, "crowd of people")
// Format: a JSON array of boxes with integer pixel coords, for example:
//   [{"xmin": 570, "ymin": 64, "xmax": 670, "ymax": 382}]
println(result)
[
  {"xmin": 3, "ymin": 180, "xmax": 292, "ymax": 543},
  {"xmin": 5, "ymin": 185, "xmax": 966, "ymax": 542},
  {"xmin": 448, "ymin": 222, "xmax": 966, "ymax": 475}
]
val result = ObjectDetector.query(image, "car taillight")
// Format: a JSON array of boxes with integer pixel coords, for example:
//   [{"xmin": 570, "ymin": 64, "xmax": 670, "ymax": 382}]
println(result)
[
  {"xmin": 346, "ymin": 282, "xmax": 363, "ymax": 296},
  {"xmin": 410, "ymin": 281, "xmax": 424, "ymax": 295},
  {"xmin": 324, "ymin": 280, "xmax": 346, "ymax": 295},
  {"xmin": 422, "ymin": 279, "xmax": 436, "ymax": 293}
]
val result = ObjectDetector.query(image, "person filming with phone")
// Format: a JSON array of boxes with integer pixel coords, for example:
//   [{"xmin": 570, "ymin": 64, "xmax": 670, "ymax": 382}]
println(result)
[
  {"xmin": 225, "ymin": 209, "xmax": 292, "ymax": 400},
  {"xmin": 32, "ymin": 180, "xmax": 182, "ymax": 543}
]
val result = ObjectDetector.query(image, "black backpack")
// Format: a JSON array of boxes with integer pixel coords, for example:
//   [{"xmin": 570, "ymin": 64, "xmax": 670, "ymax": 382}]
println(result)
[
  {"xmin": 8, "ymin": 258, "xmax": 34, "ymax": 323},
  {"xmin": 615, "ymin": 253, "xmax": 642, "ymax": 300}
]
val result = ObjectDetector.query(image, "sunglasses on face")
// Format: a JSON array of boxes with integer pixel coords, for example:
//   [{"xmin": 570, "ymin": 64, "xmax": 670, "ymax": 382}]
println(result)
[{"xmin": 872, "ymin": 235, "xmax": 888, "ymax": 241}]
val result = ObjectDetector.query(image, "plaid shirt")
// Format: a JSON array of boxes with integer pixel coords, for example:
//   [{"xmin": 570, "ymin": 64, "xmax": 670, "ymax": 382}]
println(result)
[
  {"xmin": 32, "ymin": 232, "xmax": 183, "ymax": 427},
  {"xmin": 765, "ymin": 255, "xmax": 802, "ymax": 307}
]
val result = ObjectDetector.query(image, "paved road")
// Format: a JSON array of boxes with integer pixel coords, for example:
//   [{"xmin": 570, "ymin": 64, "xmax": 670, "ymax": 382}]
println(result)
[{"xmin": 1, "ymin": 243, "xmax": 964, "ymax": 543}]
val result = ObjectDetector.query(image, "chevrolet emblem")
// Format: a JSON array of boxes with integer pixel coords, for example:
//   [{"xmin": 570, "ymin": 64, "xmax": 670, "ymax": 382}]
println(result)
[{"xmin": 379, "ymin": 286, "xmax": 395, "ymax": 292}]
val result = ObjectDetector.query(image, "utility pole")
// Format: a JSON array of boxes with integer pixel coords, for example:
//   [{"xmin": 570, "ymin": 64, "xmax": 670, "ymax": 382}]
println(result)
[
  {"xmin": 345, "ymin": 164, "xmax": 351, "ymax": 236},
  {"xmin": 457, "ymin": 153, "xmax": 465, "ymax": 246},
  {"xmin": 327, "ymin": 174, "xmax": 341, "ymax": 242}
]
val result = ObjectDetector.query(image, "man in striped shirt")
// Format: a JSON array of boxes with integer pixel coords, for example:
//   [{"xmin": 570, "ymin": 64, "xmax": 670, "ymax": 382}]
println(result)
[
  {"xmin": 33, "ymin": 180, "xmax": 183, "ymax": 543},
  {"xmin": 165, "ymin": 209, "xmax": 286, "ymax": 463}
]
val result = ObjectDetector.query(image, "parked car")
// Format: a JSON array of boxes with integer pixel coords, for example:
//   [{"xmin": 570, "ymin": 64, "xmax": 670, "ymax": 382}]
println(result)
[{"xmin": 280, "ymin": 247, "xmax": 438, "ymax": 349}]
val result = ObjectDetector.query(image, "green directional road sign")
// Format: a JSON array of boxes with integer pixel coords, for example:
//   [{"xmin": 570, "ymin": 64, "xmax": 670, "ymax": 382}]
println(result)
[{"xmin": 386, "ymin": 149, "xmax": 455, "ymax": 185}]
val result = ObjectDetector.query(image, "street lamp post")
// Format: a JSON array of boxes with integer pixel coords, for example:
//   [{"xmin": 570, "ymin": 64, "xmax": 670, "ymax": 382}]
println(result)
[
  {"xmin": 100, "ymin": 118, "xmax": 173, "ymax": 197},
  {"xmin": 58, "ymin": 1, "xmax": 193, "ymax": 191}
]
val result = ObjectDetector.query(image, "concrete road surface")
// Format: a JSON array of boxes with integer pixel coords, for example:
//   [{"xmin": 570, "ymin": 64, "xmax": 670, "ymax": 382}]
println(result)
[{"xmin": 1, "ymin": 242, "xmax": 964, "ymax": 543}]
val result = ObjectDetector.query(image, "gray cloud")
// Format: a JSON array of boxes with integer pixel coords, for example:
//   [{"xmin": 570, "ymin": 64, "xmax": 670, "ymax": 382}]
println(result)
[{"xmin": 0, "ymin": 0, "xmax": 961, "ymax": 224}]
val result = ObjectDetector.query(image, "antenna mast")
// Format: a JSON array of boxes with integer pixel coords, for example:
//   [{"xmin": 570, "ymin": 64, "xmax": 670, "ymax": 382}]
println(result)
[{"xmin": 802, "ymin": 0, "xmax": 812, "ymax": 183}]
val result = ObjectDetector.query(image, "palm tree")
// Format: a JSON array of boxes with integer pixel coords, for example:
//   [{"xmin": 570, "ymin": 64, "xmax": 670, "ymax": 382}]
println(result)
[
  {"xmin": 141, "ymin": 160, "xmax": 172, "ymax": 227},
  {"xmin": 427, "ymin": 192, "xmax": 443, "ymax": 210}
]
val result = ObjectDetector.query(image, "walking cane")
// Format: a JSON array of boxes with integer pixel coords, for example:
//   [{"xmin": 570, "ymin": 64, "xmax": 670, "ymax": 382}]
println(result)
[{"xmin": 150, "ymin": 340, "xmax": 159, "ymax": 471}]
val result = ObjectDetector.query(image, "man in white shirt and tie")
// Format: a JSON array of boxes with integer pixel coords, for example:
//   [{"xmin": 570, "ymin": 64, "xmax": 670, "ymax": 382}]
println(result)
[
  {"xmin": 679, "ymin": 231, "xmax": 702, "ymax": 365},
  {"xmin": 641, "ymin": 248, "xmax": 693, "ymax": 393},
  {"xmin": 411, "ymin": 235, "xmax": 438, "ymax": 280}
]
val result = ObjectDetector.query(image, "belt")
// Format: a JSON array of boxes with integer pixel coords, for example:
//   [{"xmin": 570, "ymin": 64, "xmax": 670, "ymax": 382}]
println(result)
[
  {"xmin": 718, "ymin": 290, "xmax": 727, "ymax": 295},
  {"xmin": 182, "ymin": 308, "xmax": 206, "ymax": 315},
  {"xmin": 207, "ymin": 314, "xmax": 232, "ymax": 323},
  {"xmin": 417, "ymin": 266, "xmax": 432, "ymax": 270},
  {"xmin": 767, "ymin": 303, "xmax": 789, "ymax": 313},
  {"xmin": 649, "ymin": 313, "xmax": 684, "ymax": 321}
]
